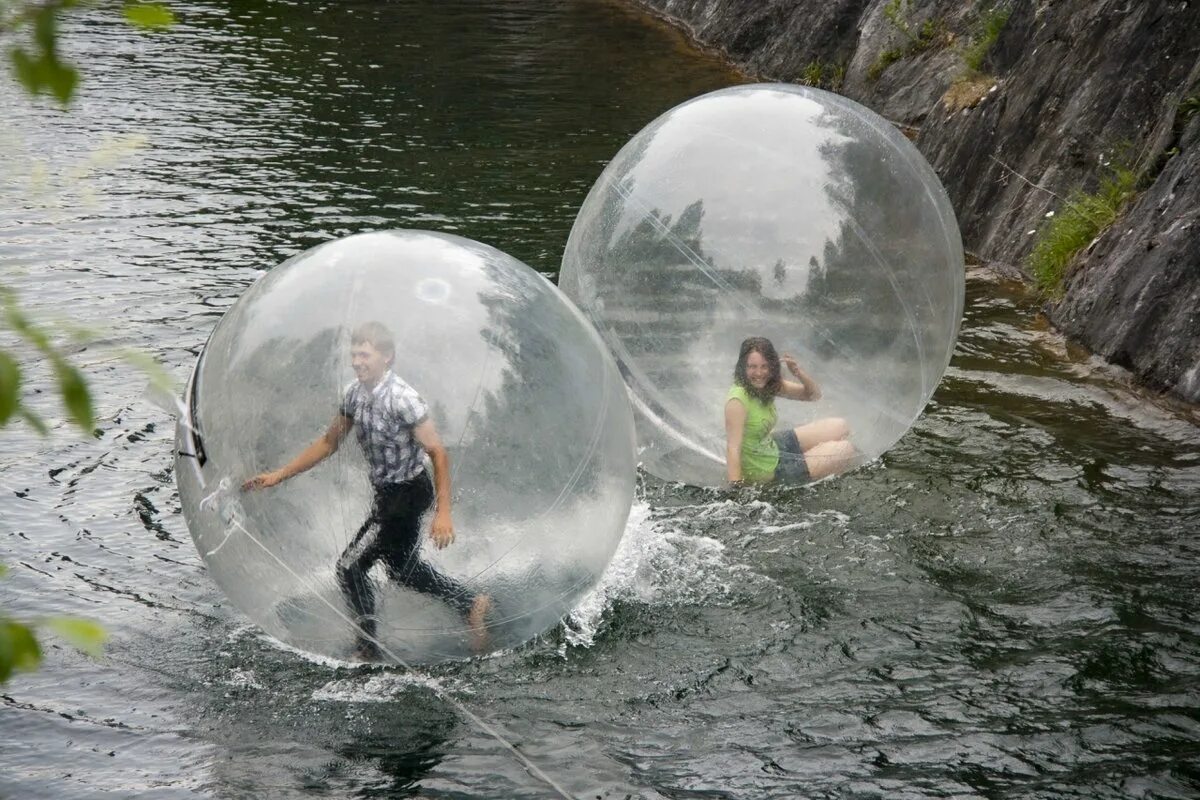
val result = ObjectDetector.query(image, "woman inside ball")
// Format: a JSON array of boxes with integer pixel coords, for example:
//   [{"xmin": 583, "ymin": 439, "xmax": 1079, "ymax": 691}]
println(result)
[{"xmin": 725, "ymin": 336, "xmax": 856, "ymax": 485}]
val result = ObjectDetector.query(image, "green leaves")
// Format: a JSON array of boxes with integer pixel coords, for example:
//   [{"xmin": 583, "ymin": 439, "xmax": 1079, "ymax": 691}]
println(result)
[
  {"xmin": 0, "ymin": 563, "xmax": 42, "ymax": 683},
  {"xmin": 121, "ymin": 348, "xmax": 173, "ymax": 394},
  {"xmin": 53, "ymin": 358, "xmax": 93, "ymax": 431},
  {"xmin": 0, "ymin": 564, "xmax": 108, "ymax": 685},
  {"xmin": 5, "ymin": 0, "xmax": 174, "ymax": 107},
  {"xmin": 1, "ymin": 285, "xmax": 97, "ymax": 434},
  {"xmin": 44, "ymin": 617, "xmax": 108, "ymax": 657},
  {"xmin": 0, "ymin": 616, "xmax": 108, "ymax": 684},
  {"xmin": 0, "ymin": 619, "xmax": 42, "ymax": 683},
  {"xmin": 18, "ymin": 407, "xmax": 49, "ymax": 435},
  {"xmin": 123, "ymin": 2, "xmax": 174, "ymax": 29},
  {"xmin": 0, "ymin": 351, "xmax": 19, "ymax": 426},
  {"xmin": 1029, "ymin": 166, "xmax": 1139, "ymax": 296},
  {"xmin": 1181, "ymin": 96, "xmax": 1200, "ymax": 123},
  {"xmin": 9, "ymin": 43, "xmax": 78, "ymax": 105},
  {"xmin": 6, "ymin": 1, "xmax": 78, "ymax": 104},
  {"xmin": 1, "ymin": 1, "xmax": 133, "ymax": 688},
  {"xmin": 962, "ymin": 5, "xmax": 1012, "ymax": 73}
]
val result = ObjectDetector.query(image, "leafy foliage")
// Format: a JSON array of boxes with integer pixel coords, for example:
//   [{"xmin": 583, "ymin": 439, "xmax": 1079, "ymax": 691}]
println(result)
[
  {"xmin": 940, "ymin": 5, "xmax": 1012, "ymax": 111},
  {"xmin": 799, "ymin": 59, "xmax": 845, "ymax": 91},
  {"xmin": 2, "ymin": 0, "xmax": 175, "ymax": 105},
  {"xmin": 0, "ymin": 617, "xmax": 42, "ymax": 682},
  {"xmin": 0, "ymin": 562, "xmax": 110, "ymax": 683},
  {"xmin": 1181, "ymin": 95, "xmax": 1200, "ymax": 123},
  {"xmin": 962, "ymin": 5, "xmax": 1012, "ymax": 74},
  {"xmin": 123, "ymin": 2, "xmax": 173, "ymax": 30},
  {"xmin": 0, "ymin": 0, "xmax": 173, "ymax": 684},
  {"xmin": 44, "ymin": 616, "xmax": 108, "ymax": 657},
  {"xmin": 868, "ymin": 48, "xmax": 902, "ymax": 82},
  {"xmin": 1029, "ymin": 166, "xmax": 1139, "ymax": 296},
  {"xmin": 0, "ymin": 351, "xmax": 19, "ymax": 426},
  {"xmin": 0, "ymin": 287, "xmax": 96, "ymax": 434},
  {"xmin": 868, "ymin": 2, "xmax": 948, "ymax": 82},
  {"xmin": 0, "ymin": 610, "xmax": 108, "ymax": 683},
  {"xmin": 882, "ymin": 0, "xmax": 908, "ymax": 32}
]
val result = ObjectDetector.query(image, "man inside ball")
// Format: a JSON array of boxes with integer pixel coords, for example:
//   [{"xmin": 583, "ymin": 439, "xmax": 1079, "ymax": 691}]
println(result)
[{"xmin": 242, "ymin": 320, "xmax": 491, "ymax": 661}]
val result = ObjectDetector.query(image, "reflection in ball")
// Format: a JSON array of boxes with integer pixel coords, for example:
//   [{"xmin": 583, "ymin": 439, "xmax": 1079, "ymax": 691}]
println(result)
[
  {"xmin": 560, "ymin": 84, "xmax": 965, "ymax": 486},
  {"xmin": 176, "ymin": 230, "xmax": 637, "ymax": 663}
]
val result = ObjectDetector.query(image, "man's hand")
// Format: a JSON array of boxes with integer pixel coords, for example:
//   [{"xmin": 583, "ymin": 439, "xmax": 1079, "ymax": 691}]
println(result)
[
  {"xmin": 429, "ymin": 509, "xmax": 455, "ymax": 549},
  {"xmin": 241, "ymin": 471, "xmax": 282, "ymax": 492}
]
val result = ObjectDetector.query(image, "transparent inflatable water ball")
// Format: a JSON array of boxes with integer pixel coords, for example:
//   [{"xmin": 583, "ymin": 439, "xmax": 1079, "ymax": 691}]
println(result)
[
  {"xmin": 560, "ymin": 84, "xmax": 965, "ymax": 486},
  {"xmin": 176, "ymin": 231, "xmax": 637, "ymax": 663}
]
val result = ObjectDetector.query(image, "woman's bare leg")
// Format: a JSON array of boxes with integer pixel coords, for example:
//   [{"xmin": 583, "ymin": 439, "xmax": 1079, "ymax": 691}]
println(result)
[
  {"xmin": 792, "ymin": 417, "xmax": 850, "ymax": 451},
  {"xmin": 803, "ymin": 440, "xmax": 857, "ymax": 480}
]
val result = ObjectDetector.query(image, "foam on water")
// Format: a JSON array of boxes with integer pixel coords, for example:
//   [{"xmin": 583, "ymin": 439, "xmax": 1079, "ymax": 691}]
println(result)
[
  {"xmin": 563, "ymin": 497, "xmax": 779, "ymax": 649},
  {"xmin": 312, "ymin": 672, "xmax": 458, "ymax": 704}
]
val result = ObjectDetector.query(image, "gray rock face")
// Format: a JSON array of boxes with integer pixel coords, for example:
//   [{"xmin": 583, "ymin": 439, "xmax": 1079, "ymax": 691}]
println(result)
[
  {"xmin": 1051, "ymin": 114, "xmax": 1200, "ymax": 401},
  {"xmin": 630, "ymin": 0, "xmax": 1200, "ymax": 402}
]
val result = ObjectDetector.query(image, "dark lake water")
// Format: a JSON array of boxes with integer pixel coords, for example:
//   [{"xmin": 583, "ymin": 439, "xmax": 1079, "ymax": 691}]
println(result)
[{"xmin": 2, "ymin": 1, "xmax": 1199, "ymax": 797}]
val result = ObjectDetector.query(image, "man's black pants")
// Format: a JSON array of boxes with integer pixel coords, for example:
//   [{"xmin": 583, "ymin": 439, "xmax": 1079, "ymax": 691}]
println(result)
[{"xmin": 335, "ymin": 472, "xmax": 475, "ymax": 646}]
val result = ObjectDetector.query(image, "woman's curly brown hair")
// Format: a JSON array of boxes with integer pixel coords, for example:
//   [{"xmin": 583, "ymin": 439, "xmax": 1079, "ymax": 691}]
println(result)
[{"xmin": 733, "ymin": 336, "xmax": 782, "ymax": 402}]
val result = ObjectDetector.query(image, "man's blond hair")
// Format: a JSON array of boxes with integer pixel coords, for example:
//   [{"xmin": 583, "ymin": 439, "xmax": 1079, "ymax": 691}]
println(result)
[{"xmin": 351, "ymin": 321, "xmax": 395, "ymax": 357}]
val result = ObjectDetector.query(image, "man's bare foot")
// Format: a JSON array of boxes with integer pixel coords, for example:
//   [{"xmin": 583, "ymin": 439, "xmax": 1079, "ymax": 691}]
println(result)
[
  {"xmin": 349, "ymin": 638, "xmax": 381, "ymax": 663},
  {"xmin": 467, "ymin": 595, "xmax": 492, "ymax": 654}
]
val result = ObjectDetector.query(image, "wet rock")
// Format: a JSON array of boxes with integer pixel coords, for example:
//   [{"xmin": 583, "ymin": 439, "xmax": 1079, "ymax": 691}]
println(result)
[
  {"xmin": 1050, "ymin": 113, "xmax": 1200, "ymax": 401},
  {"xmin": 628, "ymin": 0, "xmax": 1200, "ymax": 403}
]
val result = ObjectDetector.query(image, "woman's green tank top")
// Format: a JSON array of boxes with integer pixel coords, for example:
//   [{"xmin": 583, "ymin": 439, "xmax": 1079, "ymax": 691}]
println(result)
[{"xmin": 727, "ymin": 384, "xmax": 778, "ymax": 483}]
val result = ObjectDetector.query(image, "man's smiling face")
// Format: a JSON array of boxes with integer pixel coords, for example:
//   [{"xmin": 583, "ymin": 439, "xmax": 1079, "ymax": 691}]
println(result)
[{"xmin": 351, "ymin": 340, "xmax": 390, "ymax": 387}]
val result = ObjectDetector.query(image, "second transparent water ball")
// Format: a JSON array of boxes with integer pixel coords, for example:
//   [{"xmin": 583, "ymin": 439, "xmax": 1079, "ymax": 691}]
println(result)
[{"xmin": 560, "ymin": 84, "xmax": 965, "ymax": 486}]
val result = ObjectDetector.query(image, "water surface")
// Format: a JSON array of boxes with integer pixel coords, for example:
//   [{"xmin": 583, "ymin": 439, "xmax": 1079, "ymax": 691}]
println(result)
[{"xmin": 2, "ymin": 1, "xmax": 1198, "ymax": 797}]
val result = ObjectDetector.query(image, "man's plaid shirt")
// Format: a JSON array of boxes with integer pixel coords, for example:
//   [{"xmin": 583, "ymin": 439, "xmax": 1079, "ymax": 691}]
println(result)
[{"xmin": 340, "ymin": 370, "xmax": 429, "ymax": 487}]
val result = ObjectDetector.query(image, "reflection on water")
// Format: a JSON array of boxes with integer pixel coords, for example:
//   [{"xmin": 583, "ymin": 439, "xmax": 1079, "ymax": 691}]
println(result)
[{"xmin": 1, "ymin": 1, "xmax": 1198, "ymax": 798}]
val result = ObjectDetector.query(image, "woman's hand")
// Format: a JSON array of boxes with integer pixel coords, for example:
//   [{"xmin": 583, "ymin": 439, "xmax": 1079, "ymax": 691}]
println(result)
[
  {"xmin": 780, "ymin": 354, "xmax": 821, "ymax": 400},
  {"xmin": 782, "ymin": 353, "xmax": 803, "ymax": 379}
]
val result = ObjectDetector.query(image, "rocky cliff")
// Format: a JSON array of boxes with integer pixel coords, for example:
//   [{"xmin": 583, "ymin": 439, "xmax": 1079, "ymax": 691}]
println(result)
[{"xmin": 627, "ymin": 0, "xmax": 1200, "ymax": 403}]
